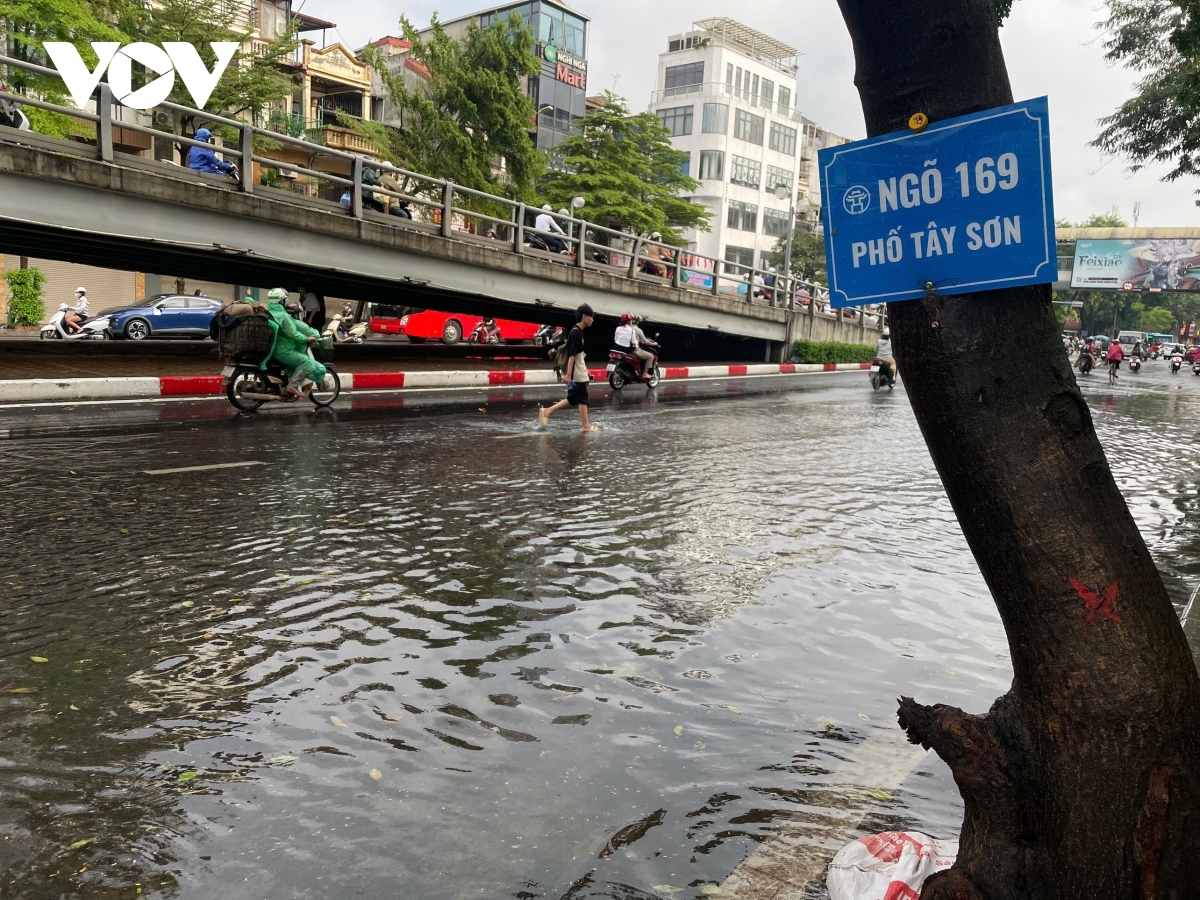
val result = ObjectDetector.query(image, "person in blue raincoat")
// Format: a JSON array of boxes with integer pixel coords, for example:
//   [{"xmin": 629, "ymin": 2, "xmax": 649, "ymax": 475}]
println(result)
[
  {"xmin": 188, "ymin": 127, "xmax": 236, "ymax": 177},
  {"xmin": 261, "ymin": 288, "xmax": 330, "ymax": 398}
]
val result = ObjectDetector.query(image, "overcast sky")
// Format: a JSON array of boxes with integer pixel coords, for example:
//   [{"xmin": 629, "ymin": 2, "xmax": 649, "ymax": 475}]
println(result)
[{"xmin": 299, "ymin": 0, "xmax": 1198, "ymax": 228}]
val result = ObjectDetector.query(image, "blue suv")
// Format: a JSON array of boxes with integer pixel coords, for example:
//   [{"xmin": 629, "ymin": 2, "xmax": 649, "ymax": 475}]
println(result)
[{"xmin": 104, "ymin": 294, "xmax": 223, "ymax": 341}]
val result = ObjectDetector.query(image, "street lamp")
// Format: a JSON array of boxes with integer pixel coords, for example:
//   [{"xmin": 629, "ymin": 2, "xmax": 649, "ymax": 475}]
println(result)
[{"xmin": 775, "ymin": 184, "xmax": 811, "ymax": 305}]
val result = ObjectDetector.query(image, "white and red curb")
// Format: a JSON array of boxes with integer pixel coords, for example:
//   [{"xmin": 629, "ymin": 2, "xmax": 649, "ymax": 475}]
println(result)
[{"xmin": 0, "ymin": 363, "xmax": 872, "ymax": 404}]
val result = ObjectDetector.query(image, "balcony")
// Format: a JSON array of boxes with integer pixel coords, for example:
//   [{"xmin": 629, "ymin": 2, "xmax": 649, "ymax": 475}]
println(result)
[{"xmin": 650, "ymin": 82, "xmax": 803, "ymax": 123}]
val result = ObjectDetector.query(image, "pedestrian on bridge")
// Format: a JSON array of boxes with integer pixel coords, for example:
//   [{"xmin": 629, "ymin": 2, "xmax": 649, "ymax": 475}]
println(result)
[{"xmin": 539, "ymin": 304, "xmax": 600, "ymax": 433}]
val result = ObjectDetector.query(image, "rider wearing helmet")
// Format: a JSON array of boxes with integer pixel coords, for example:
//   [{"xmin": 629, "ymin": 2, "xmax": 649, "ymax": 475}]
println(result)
[
  {"xmin": 65, "ymin": 286, "xmax": 89, "ymax": 334},
  {"xmin": 534, "ymin": 204, "xmax": 566, "ymax": 253},
  {"xmin": 875, "ymin": 328, "xmax": 896, "ymax": 381},
  {"xmin": 613, "ymin": 312, "xmax": 655, "ymax": 378},
  {"xmin": 264, "ymin": 287, "xmax": 330, "ymax": 398}
]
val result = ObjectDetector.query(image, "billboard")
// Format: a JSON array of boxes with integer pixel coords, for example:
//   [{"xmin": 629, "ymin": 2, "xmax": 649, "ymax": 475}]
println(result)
[{"xmin": 1071, "ymin": 239, "xmax": 1200, "ymax": 292}]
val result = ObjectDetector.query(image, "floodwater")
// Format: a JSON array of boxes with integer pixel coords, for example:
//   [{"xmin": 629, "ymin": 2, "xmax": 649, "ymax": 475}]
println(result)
[{"xmin": 3, "ymin": 371, "xmax": 1200, "ymax": 899}]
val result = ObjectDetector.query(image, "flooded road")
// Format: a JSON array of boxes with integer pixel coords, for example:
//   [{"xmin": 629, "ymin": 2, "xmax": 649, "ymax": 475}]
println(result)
[{"xmin": 3, "ymin": 369, "xmax": 1200, "ymax": 899}]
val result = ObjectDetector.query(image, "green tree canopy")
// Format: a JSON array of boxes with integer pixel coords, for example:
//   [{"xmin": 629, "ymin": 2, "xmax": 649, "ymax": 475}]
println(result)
[
  {"xmin": 537, "ymin": 91, "xmax": 710, "ymax": 244},
  {"xmin": 359, "ymin": 12, "xmax": 543, "ymax": 200},
  {"xmin": 1094, "ymin": 0, "xmax": 1200, "ymax": 192},
  {"xmin": 766, "ymin": 230, "xmax": 827, "ymax": 285}
]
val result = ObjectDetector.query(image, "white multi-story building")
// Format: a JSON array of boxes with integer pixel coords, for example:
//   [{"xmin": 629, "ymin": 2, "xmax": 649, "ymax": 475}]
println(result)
[{"xmin": 649, "ymin": 18, "xmax": 845, "ymax": 278}]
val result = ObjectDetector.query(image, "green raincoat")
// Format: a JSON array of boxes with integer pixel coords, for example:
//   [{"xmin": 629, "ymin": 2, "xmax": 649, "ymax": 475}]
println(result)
[{"xmin": 263, "ymin": 302, "xmax": 327, "ymax": 385}]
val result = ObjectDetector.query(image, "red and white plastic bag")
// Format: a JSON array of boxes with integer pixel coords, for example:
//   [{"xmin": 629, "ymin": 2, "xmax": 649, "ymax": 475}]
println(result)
[{"xmin": 827, "ymin": 832, "xmax": 958, "ymax": 900}]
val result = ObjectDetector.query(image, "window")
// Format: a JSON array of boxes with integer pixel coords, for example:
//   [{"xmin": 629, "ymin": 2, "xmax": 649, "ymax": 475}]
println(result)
[
  {"xmin": 778, "ymin": 86, "xmax": 792, "ymax": 116},
  {"xmin": 658, "ymin": 105, "xmax": 693, "ymax": 136},
  {"xmin": 751, "ymin": 74, "xmax": 759, "ymax": 106},
  {"xmin": 259, "ymin": 0, "xmax": 288, "ymax": 37},
  {"xmin": 730, "ymin": 155, "xmax": 761, "ymax": 189},
  {"xmin": 702, "ymin": 103, "xmax": 728, "ymax": 134},
  {"xmin": 699, "ymin": 149, "xmax": 724, "ymax": 180},
  {"xmin": 735, "ymin": 67, "xmax": 743, "ymax": 99},
  {"xmin": 726, "ymin": 63, "xmax": 733, "ymax": 93},
  {"xmin": 669, "ymin": 35, "xmax": 705, "ymax": 52},
  {"xmin": 769, "ymin": 122, "xmax": 797, "ymax": 156},
  {"xmin": 664, "ymin": 62, "xmax": 704, "ymax": 96},
  {"xmin": 725, "ymin": 244, "xmax": 755, "ymax": 275},
  {"xmin": 761, "ymin": 78, "xmax": 774, "ymax": 108},
  {"xmin": 766, "ymin": 164, "xmax": 792, "ymax": 193},
  {"xmin": 763, "ymin": 208, "xmax": 790, "ymax": 237},
  {"xmin": 727, "ymin": 200, "xmax": 758, "ymax": 231},
  {"xmin": 733, "ymin": 109, "xmax": 764, "ymax": 145},
  {"xmin": 158, "ymin": 297, "xmax": 188, "ymax": 309}
]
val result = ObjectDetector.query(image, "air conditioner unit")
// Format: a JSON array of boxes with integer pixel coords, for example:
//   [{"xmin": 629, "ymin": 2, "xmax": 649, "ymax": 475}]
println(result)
[
  {"xmin": 279, "ymin": 168, "xmax": 298, "ymax": 179},
  {"xmin": 154, "ymin": 110, "xmax": 172, "ymax": 126}
]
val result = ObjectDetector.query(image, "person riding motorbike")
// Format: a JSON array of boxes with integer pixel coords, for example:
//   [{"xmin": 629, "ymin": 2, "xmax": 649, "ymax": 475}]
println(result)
[
  {"xmin": 535, "ymin": 205, "xmax": 567, "ymax": 254},
  {"xmin": 65, "ymin": 286, "xmax": 89, "ymax": 334},
  {"xmin": 187, "ymin": 127, "xmax": 237, "ymax": 178},
  {"xmin": 874, "ymin": 329, "xmax": 896, "ymax": 382},
  {"xmin": 643, "ymin": 233, "xmax": 671, "ymax": 278},
  {"xmin": 613, "ymin": 312, "xmax": 655, "ymax": 378},
  {"xmin": 263, "ymin": 288, "xmax": 330, "ymax": 399}
]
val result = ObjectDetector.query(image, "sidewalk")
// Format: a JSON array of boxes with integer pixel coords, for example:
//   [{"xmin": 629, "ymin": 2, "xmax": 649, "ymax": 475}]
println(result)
[{"xmin": 0, "ymin": 362, "xmax": 872, "ymax": 404}]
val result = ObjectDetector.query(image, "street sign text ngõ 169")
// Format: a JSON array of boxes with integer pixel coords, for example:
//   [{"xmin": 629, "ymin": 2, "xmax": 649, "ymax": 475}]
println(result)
[{"xmin": 819, "ymin": 97, "xmax": 1056, "ymax": 309}]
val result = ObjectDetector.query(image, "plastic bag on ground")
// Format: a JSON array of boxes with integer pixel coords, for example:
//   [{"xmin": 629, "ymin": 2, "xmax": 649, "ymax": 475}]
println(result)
[{"xmin": 827, "ymin": 832, "xmax": 958, "ymax": 900}]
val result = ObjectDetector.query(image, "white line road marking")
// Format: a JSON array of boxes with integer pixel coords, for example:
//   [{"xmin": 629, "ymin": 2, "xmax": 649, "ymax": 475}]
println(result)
[
  {"xmin": 144, "ymin": 461, "xmax": 266, "ymax": 475},
  {"xmin": 721, "ymin": 725, "xmax": 930, "ymax": 898}
]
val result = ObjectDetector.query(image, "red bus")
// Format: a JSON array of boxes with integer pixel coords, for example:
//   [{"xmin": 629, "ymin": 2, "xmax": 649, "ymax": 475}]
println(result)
[{"xmin": 371, "ymin": 308, "xmax": 541, "ymax": 345}]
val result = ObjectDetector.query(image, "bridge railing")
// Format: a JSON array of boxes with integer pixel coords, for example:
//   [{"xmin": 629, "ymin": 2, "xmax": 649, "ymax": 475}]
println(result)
[{"xmin": 0, "ymin": 53, "xmax": 882, "ymax": 330}]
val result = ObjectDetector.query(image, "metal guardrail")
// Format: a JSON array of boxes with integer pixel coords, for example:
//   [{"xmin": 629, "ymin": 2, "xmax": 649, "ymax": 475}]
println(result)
[{"xmin": 0, "ymin": 52, "xmax": 882, "ymax": 330}]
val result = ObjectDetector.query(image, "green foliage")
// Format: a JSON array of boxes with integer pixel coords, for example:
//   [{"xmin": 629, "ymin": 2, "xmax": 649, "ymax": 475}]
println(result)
[
  {"xmin": 992, "ymin": 0, "xmax": 1018, "ymax": 22},
  {"xmin": 5, "ymin": 266, "xmax": 47, "ymax": 326},
  {"xmin": 792, "ymin": 340, "xmax": 876, "ymax": 364},
  {"xmin": 1141, "ymin": 305, "xmax": 1176, "ymax": 332},
  {"xmin": 537, "ymin": 92, "xmax": 711, "ymax": 244},
  {"xmin": 767, "ymin": 230, "xmax": 827, "ymax": 285},
  {"xmin": 1059, "ymin": 208, "xmax": 1130, "ymax": 228},
  {"xmin": 360, "ymin": 12, "xmax": 543, "ymax": 200},
  {"xmin": 24, "ymin": 105, "xmax": 78, "ymax": 138},
  {"xmin": 1094, "ymin": 0, "xmax": 1200, "ymax": 189}
]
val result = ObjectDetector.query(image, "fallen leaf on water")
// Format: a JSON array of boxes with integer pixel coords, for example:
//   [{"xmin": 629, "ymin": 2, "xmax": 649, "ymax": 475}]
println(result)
[
  {"xmin": 68, "ymin": 840, "xmax": 91, "ymax": 850},
  {"xmin": 652, "ymin": 887, "xmax": 684, "ymax": 895},
  {"xmin": 270, "ymin": 755, "xmax": 296, "ymax": 764},
  {"xmin": 858, "ymin": 713, "xmax": 870, "ymax": 721},
  {"xmin": 158, "ymin": 486, "xmax": 166, "ymax": 491},
  {"xmin": 700, "ymin": 887, "xmax": 722, "ymax": 896},
  {"xmin": 56, "ymin": 517, "xmax": 66, "ymax": 521},
  {"xmin": 121, "ymin": 501, "xmax": 138, "ymax": 506},
  {"xmin": 181, "ymin": 601, "xmax": 194, "ymax": 608},
  {"xmin": 867, "ymin": 789, "xmax": 894, "ymax": 802},
  {"xmin": 369, "ymin": 769, "xmax": 382, "ymax": 781},
  {"xmin": 120, "ymin": 529, "xmax": 129, "ymax": 535},
  {"xmin": 30, "ymin": 656, "xmax": 48, "ymax": 664},
  {"xmin": 694, "ymin": 741, "xmax": 706, "ymax": 750},
  {"xmin": 178, "ymin": 772, "xmax": 197, "ymax": 783},
  {"xmin": 203, "ymin": 634, "xmax": 215, "ymax": 640},
  {"xmin": 10, "ymin": 687, "xmax": 32, "ymax": 694},
  {"xmin": 330, "ymin": 716, "xmax": 347, "ymax": 727},
  {"xmin": 727, "ymin": 706, "xmax": 741, "ymax": 714},
  {"xmin": 673, "ymin": 725, "xmax": 683, "ymax": 736},
  {"xmin": 70, "ymin": 705, "xmax": 79, "ymax": 711}
]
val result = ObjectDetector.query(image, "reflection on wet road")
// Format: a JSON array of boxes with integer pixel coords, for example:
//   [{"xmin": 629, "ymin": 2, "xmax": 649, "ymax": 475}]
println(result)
[{"xmin": 3, "ymin": 367, "xmax": 1200, "ymax": 899}]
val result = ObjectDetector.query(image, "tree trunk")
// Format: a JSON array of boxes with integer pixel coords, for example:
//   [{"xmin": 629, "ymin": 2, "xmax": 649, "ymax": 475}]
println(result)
[{"xmin": 833, "ymin": 2, "xmax": 1200, "ymax": 896}]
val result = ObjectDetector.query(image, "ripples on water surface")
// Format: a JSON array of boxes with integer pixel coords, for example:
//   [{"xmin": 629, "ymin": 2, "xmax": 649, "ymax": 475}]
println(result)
[{"xmin": 3, "ymin": 376, "xmax": 1200, "ymax": 899}]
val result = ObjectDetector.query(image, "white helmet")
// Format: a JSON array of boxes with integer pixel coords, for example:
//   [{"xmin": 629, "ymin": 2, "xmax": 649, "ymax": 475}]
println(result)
[
  {"xmin": 650, "ymin": 232, "xmax": 662, "ymax": 241},
  {"xmin": 558, "ymin": 208, "xmax": 569, "ymax": 216},
  {"xmin": 75, "ymin": 286, "xmax": 86, "ymax": 295},
  {"xmin": 267, "ymin": 287, "xmax": 289, "ymax": 302},
  {"xmin": 542, "ymin": 204, "xmax": 553, "ymax": 211},
  {"xmin": 882, "ymin": 329, "xmax": 891, "ymax": 338}
]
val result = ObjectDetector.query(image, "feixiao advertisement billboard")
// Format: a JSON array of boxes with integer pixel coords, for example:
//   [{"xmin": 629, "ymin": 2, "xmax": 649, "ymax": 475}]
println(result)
[{"xmin": 1071, "ymin": 239, "xmax": 1200, "ymax": 292}]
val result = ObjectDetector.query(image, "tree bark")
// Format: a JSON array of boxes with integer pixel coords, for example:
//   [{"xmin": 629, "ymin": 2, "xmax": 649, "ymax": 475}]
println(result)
[{"xmin": 833, "ymin": 2, "xmax": 1200, "ymax": 896}]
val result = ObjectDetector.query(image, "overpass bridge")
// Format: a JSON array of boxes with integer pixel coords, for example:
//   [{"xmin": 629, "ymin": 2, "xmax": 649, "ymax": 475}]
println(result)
[{"xmin": 0, "ymin": 56, "xmax": 883, "ymax": 358}]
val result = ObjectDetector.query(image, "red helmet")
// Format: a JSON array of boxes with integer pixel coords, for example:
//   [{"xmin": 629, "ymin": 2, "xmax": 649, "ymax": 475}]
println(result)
[{"xmin": 620, "ymin": 312, "xmax": 633, "ymax": 324}]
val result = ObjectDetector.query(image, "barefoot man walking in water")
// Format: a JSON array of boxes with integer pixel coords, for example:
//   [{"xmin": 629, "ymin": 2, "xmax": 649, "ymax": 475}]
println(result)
[{"xmin": 538, "ymin": 304, "xmax": 600, "ymax": 432}]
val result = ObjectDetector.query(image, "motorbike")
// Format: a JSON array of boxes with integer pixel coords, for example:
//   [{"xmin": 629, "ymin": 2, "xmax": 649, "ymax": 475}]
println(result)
[
  {"xmin": 1129, "ymin": 356, "xmax": 1142, "ymax": 374},
  {"xmin": 1078, "ymin": 352, "xmax": 1095, "ymax": 376},
  {"xmin": 607, "ymin": 340, "xmax": 662, "ymax": 390},
  {"xmin": 535, "ymin": 324, "xmax": 563, "ymax": 348},
  {"xmin": 1192, "ymin": 360, "xmax": 1200, "ymax": 376},
  {"xmin": 323, "ymin": 305, "xmax": 368, "ymax": 344},
  {"xmin": 1172, "ymin": 354, "xmax": 1184, "ymax": 374},
  {"xmin": 40, "ymin": 305, "xmax": 109, "ymax": 341},
  {"xmin": 468, "ymin": 318, "xmax": 502, "ymax": 345},
  {"xmin": 525, "ymin": 233, "xmax": 609, "ymax": 266},
  {"xmin": 224, "ymin": 347, "xmax": 340, "ymax": 411},
  {"xmin": 870, "ymin": 358, "xmax": 896, "ymax": 391}
]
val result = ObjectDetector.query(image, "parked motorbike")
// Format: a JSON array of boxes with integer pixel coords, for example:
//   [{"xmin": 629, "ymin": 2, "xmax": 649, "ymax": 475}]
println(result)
[
  {"xmin": 224, "ymin": 348, "xmax": 340, "ymax": 411},
  {"xmin": 607, "ymin": 340, "xmax": 661, "ymax": 390},
  {"xmin": 40, "ymin": 305, "xmax": 108, "ymax": 341},
  {"xmin": 870, "ymin": 358, "xmax": 896, "ymax": 391},
  {"xmin": 323, "ymin": 304, "xmax": 368, "ymax": 344},
  {"xmin": 1129, "ymin": 356, "xmax": 1142, "ymax": 374},
  {"xmin": 468, "ymin": 318, "xmax": 502, "ymax": 345}
]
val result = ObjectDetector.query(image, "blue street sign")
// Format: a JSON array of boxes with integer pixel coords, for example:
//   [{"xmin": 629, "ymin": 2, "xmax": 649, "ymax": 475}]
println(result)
[{"xmin": 819, "ymin": 97, "xmax": 1056, "ymax": 308}]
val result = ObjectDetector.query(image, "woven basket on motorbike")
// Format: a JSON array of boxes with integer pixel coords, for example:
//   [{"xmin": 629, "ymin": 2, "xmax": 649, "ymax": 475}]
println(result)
[
  {"xmin": 216, "ymin": 314, "xmax": 275, "ymax": 362},
  {"xmin": 313, "ymin": 335, "xmax": 335, "ymax": 364}
]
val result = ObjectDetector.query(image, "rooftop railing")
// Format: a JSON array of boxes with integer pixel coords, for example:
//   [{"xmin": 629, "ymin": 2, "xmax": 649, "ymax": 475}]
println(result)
[
  {"xmin": 650, "ymin": 82, "xmax": 803, "ymax": 123},
  {"xmin": 0, "ymin": 52, "xmax": 877, "ymax": 329}
]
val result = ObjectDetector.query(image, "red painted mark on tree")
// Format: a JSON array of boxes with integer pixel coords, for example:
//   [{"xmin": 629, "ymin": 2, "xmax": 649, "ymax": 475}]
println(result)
[{"xmin": 1070, "ymin": 578, "xmax": 1123, "ymax": 626}]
